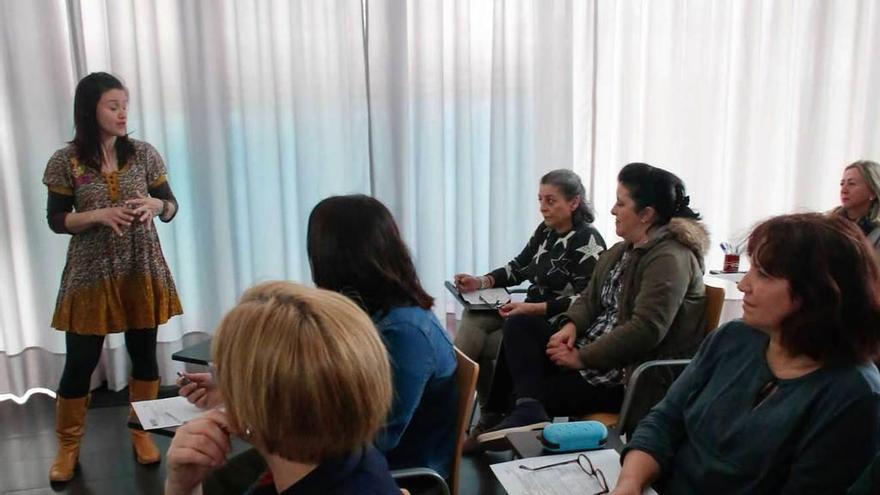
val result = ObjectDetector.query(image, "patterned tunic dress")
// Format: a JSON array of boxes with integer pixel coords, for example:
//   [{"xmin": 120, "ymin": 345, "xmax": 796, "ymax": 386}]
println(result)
[{"xmin": 42, "ymin": 140, "xmax": 183, "ymax": 334}]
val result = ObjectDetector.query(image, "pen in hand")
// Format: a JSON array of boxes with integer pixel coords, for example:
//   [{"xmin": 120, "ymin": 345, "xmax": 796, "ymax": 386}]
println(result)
[{"xmin": 176, "ymin": 371, "xmax": 192, "ymax": 387}]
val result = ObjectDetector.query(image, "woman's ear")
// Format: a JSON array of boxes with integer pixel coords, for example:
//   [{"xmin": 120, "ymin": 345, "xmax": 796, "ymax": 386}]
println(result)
[
  {"xmin": 570, "ymin": 195, "xmax": 581, "ymax": 212},
  {"xmin": 640, "ymin": 206, "xmax": 657, "ymax": 225}
]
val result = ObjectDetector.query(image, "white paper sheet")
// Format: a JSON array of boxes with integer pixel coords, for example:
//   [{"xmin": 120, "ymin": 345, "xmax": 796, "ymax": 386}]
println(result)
[
  {"xmin": 461, "ymin": 288, "xmax": 511, "ymax": 307},
  {"xmin": 491, "ymin": 449, "xmax": 658, "ymax": 495},
  {"xmin": 131, "ymin": 396, "xmax": 205, "ymax": 430}
]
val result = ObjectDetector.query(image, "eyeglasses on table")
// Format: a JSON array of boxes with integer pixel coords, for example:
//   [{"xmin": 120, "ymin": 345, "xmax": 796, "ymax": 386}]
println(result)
[
  {"xmin": 478, "ymin": 295, "xmax": 505, "ymax": 309},
  {"xmin": 518, "ymin": 453, "xmax": 609, "ymax": 495}
]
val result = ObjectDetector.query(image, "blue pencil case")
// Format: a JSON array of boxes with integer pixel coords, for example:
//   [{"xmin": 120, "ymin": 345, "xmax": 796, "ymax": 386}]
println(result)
[{"xmin": 540, "ymin": 421, "xmax": 608, "ymax": 453}]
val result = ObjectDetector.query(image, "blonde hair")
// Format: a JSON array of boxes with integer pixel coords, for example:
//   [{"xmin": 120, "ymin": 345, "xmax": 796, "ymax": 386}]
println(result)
[
  {"xmin": 836, "ymin": 160, "xmax": 880, "ymax": 224},
  {"xmin": 211, "ymin": 281, "xmax": 392, "ymax": 463}
]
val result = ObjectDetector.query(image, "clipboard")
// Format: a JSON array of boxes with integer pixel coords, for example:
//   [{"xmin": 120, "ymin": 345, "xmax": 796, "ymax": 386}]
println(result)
[{"xmin": 445, "ymin": 281, "xmax": 511, "ymax": 311}]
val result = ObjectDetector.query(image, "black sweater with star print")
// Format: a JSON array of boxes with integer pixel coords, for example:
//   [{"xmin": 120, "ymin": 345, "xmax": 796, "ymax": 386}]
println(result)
[{"xmin": 487, "ymin": 221, "xmax": 606, "ymax": 319}]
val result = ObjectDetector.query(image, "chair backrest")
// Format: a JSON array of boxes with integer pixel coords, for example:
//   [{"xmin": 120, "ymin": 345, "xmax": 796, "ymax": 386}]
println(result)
[
  {"xmin": 451, "ymin": 347, "xmax": 479, "ymax": 495},
  {"xmin": 704, "ymin": 285, "xmax": 726, "ymax": 332},
  {"xmin": 615, "ymin": 286, "xmax": 727, "ymax": 435}
]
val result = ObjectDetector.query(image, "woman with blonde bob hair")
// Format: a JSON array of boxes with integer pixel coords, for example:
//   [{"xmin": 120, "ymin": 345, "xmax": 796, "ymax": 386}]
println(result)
[
  {"xmin": 178, "ymin": 195, "xmax": 458, "ymax": 482},
  {"xmin": 164, "ymin": 282, "xmax": 400, "ymax": 495},
  {"xmin": 836, "ymin": 159, "xmax": 880, "ymax": 257}
]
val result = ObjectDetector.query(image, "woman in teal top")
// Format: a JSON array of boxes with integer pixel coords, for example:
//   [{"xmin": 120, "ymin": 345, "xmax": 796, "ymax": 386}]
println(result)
[
  {"xmin": 613, "ymin": 213, "xmax": 880, "ymax": 495},
  {"xmin": 849, "ymin": 452, "xmax": 880, "ymax": 494}
]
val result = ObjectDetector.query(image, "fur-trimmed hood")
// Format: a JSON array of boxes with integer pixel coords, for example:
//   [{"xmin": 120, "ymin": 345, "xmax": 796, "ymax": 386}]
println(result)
[
  {"xmin": 664, "ymin": 217, "xmax": 711, "ymax": 257},
  {"xmin": 640, "ymin": 217, "xmax": 711, "ymax": 270}
]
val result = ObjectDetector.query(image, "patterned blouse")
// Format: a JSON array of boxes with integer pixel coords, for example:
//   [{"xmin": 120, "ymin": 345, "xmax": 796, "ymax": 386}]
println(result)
[
  {"xmin": 42, "ymin": 139, "xmax": 182, "ymax": 334},
  {"xmin": 577, "ymin": 251, "xmax": 630, "ymax": 387},
  {"xmin": 487, "ymin": 221, "xmax": 606, "ymax": 320}
]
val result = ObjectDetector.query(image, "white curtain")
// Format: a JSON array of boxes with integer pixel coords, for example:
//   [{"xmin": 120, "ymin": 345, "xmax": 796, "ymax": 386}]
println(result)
[
  {"xmin": 2, "ymin": 0, "xmax": 879, "ymax": 398},
  {"xmin": 1, "ymin": 0, "xmax": 371, "ymax": 396},
  {"xmin": 0, "ymin": 0, "xmax": 79, "ymax": 397},
  {"xmin": 582, "ymin": 0, "xmax": 880, "ymax": 271},
  {"xmin": 366, "ymin": 0, "xmax": 596, "ymax": 316}
]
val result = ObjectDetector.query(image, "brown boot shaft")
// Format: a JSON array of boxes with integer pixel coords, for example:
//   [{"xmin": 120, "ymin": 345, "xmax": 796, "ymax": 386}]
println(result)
[
  {"xmin": 49, "ymin": 395, "xmax": 90, "ymax": 482},
  {"xmin": 129, "ymin": 378, "xmax": 162, "ymax": 464}
]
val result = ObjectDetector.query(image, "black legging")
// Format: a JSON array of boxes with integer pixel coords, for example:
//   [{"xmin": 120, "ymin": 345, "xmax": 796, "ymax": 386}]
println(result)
[
  {"xmin": 58, "ymin": 328, "xmax": 159, "ymax": 398},
  {"xmin": 487, "ymin": 314, "xmax": 623, "ymax": 416}
]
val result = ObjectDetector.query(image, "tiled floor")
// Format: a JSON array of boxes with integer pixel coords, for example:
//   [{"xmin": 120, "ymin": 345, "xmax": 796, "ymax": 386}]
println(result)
[
  {"xmin": 0, "ymin": 393, "xmax": 511, "ymax": 495},
  {"xmin": 0, "ymin": 393, "xmax": 170, "ymax": 494}
]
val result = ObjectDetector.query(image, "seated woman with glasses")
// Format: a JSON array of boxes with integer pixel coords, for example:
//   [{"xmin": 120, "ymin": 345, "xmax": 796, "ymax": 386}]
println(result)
[
  {"xmin": 164, "ymin": 282, "xmax": 399, "ymax": 495},
  {"xmin": 179, "ymin": 195, "xmax": 457, "ymax": 482},
  {"xmin": 612, "ymin": 214, "xmax": 880, "ymax": 495},
  {"xmin": 477, "ymin": 163, "xmax": 708, "ymax": 446}
]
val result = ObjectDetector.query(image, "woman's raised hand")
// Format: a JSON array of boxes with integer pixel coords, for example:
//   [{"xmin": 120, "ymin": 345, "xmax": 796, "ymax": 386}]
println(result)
[
  {"xmin": 609, "ymin": 484, "xmax": 642, "ymax": 495},
  {"xmin": 498, "ymin": 302, "xmax": 543, "ymax": 318},
  {"xmin": 548, "ymin": 322, "xmax": 577, "ymax": 349},
  {"xmin": 164, "ymin": 410, "xmax": 231, "ymax": 495},
  {"xmin": 178, "ymin": 372, "xmax": 223, "ymax": 410},
  {"xmin": 125, "ymin": 192, "xmax": 164, "ymax": 224},
  {"xmin": 93, "ymin": 207, "xmax": 137, "ymax": 236},
  {"xmin": 453, "ymin": 273, "xmax": 481, "ymax": 293}
]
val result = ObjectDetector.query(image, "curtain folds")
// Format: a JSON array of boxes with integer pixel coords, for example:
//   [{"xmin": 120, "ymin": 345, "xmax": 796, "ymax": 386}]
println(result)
[
  {"xmin": 1, "ymin": 0, "xmax": 878, "ymax": 397},
  {"xmin": 1, "ymin": 0, "xmax": 371, "ymax": 395},
  {"xmin": 585, "ymin": 0, "xmax": 880, "ymax": 269},
  {"xmin": 366, "ymin": 0, "xmax": 596, "ymax": 317}
]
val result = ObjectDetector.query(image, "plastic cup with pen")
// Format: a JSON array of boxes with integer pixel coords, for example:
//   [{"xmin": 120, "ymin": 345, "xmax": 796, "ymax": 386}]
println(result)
[{"xmin": 720, "ymin": 241, "xmax": 743, "ymax": 273}]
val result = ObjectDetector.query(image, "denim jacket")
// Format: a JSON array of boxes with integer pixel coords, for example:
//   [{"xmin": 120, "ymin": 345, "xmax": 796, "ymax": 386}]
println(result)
[{"xmin": 373, "ymin": 306, "xmax": 458, "ymax": 479}]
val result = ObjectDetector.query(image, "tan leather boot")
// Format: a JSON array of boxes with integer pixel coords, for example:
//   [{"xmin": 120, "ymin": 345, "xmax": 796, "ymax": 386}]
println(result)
[
  {"xmin": 128, "ymin": 378, "xmax": 161, "ymax": 464},
  {"xmin": 49, "ymin": 395, "xmax": 90, "ymax": 482}
]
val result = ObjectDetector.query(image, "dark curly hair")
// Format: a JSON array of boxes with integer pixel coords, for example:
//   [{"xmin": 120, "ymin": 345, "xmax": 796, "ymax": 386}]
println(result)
[
  {"xmin": 747, "ymin": 213, "xmax": 880, "ymax": 363},
  {"xmin": 617, "ymin": 162, "xmax": 700, "ymax": 226},
  {"xmin": 540, "ymin": 169, "xmax": 595, "ymax": 225}
]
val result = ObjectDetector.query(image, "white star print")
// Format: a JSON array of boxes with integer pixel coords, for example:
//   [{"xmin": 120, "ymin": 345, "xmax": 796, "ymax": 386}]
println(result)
[
  {"xmin": 532, "ymin": 240, "xmax": 549, "ymax": 264},
  {"xmin": 554, "ymin": 230, "xmax": 577, "ymax": 250},
  {"xmin": 576, "ymin": 235, "xmax": 604, "ymax": 264}
]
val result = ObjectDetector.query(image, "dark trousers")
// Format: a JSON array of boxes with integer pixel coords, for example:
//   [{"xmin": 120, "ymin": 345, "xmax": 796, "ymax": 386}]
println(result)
[
  {"xmin": 487, "ymin": 314, "xmax": 623, "ymax": 416},
  {"xmin": 58, "ymin": 328, "xmax": 159, "ymax": 398}
]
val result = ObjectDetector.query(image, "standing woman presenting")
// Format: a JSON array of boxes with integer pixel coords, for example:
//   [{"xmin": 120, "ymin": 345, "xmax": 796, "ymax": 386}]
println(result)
[{"xmin": 42, "ymin": 72, "xmax": 182, "ymax": 482}]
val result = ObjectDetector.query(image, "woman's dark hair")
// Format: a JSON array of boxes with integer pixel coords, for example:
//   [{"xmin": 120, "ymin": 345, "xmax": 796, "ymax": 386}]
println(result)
[
  {"xmin": 747, "ymin": 213, "xmax": 880, "ymax": 363},
  {"xmin": 617, "ymin": 162, "xmax": 700, "ymax": 226},
  {"xmin": 70, "ymin": 72, "xmax": 135, "ymax": 171},
  {"xmin": 307, "ymin": 195, "xmax": 434, "ymax": 315},
  {"xmin": 540, "ymin": 169, "xmax": 595, "ymax": 224}
]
